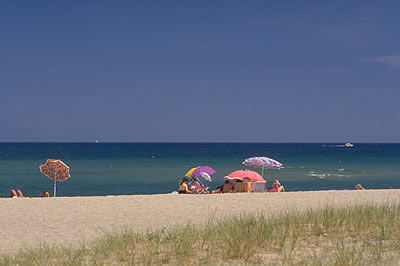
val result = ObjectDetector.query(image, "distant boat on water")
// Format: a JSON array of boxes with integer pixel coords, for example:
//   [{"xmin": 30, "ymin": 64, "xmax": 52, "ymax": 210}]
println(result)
[
  {"xmin": 345, "ymin": 142, "xmax": 354, "ymax": 147},
  {"xmin": 95, "ymin": 140, "xmax": 99, "ymax": 144}
]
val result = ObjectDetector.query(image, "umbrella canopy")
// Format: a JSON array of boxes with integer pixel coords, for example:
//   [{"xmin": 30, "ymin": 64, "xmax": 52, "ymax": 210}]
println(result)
[
  {"xmin": 200, "ymin": 172, "xmax": 212, "ymax": 182},
  {"xmin": 39, "ymin": 159, "xmax": 71, "ymax": 197},
  {"xmin": 224, "ymin": 169, "xmax": 265, "ymax": 182},
  {"xmin": 242, "ymin": 157, "xmax": 282, "ymax": 169},
  {"xmin": 242, "ymin": 156, "xmax": 282, "ymax": 178},
  {"xmin": 185, "ymin": 166, "xmax": 216, "ymax": 178},
  {"xmin": 185, "ymin": 167, "xmax": 198, "ymax": 177}
]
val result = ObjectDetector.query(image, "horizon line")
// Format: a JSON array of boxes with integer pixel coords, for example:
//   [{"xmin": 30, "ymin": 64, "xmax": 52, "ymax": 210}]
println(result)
[{"xmin": 0, "ymin": 141, "xmax": 399, "ymax": 144}]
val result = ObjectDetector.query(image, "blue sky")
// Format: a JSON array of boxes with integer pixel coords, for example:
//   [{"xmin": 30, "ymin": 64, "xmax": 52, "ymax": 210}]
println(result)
[{"xmin": 1, "ymin": 1, "xmax": 399, "ymax": 142}]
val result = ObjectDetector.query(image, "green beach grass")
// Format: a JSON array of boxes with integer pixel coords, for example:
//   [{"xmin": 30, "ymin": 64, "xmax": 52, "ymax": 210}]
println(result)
[{"xmin": 2, "ymin": 203, "xmax": 400, "ymax": 265}]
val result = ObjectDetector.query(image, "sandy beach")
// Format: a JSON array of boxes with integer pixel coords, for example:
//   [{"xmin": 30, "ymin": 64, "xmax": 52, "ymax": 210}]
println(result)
[{"xmin": 1, "ymin": 189, "xmax": 399, "ymax": 254}]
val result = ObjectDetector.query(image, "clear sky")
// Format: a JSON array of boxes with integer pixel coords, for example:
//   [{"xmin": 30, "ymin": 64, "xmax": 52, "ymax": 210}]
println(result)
[{"xmin": 1, "ymin": 1, "xmax": 399, "ymax": 142}]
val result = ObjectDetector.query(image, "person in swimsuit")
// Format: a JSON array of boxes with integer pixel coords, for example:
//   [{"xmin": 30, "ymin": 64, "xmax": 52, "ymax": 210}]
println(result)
[
  {"xmin": 9, "ymin": 189, "xmax": 25, "ymax": 198},
  {"xmin": 211, "ymin": 186, "xmax": 223, "ymax": 194},
  {"xmin": 356, "ymin": 184, "xmax": 364, "ymax": 190},
  {"xmin": 273, "ymin": 180, "xmax": 285, "ymax": 192},
  {"xmin": 40, "ymin": 190, "xmax": 50, "ymax": 197},
  {"xmin": 188, "ymin": 177, "xmax": 201, "ymax": 194},
  {"xmin": 178, "ymin": 177, "xmax": 192, "ymax": 194},
  {"xmin": 222, "ymin": 180, "xmax": 235, "ymax": 193}
]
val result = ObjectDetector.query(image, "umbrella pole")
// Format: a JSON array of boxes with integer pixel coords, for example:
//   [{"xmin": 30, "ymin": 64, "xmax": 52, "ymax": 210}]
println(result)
[
  {"xmin": 262, "ymin": 167, "xmax": 264, "ymax": 178},
  {"xmin": 54, "ymin": 178, "xmax": 56, "ymax": 197},
  {"xmin": 198, "ymin": 179, "xmax": 206, "ymax": 190}
]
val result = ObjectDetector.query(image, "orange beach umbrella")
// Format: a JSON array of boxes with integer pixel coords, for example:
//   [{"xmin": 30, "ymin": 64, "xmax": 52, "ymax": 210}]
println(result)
[{"xmin": 39, "ymin": 159, "xmax": 71, "ymax": 197}]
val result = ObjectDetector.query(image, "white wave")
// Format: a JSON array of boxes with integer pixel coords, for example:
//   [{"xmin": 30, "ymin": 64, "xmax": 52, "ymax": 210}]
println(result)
[
  {"xmin": 307, "ymin": 173, "xmax": 352, "ymax": 178},
  {"xmin": 308, "ymin": 173, "xmax": 327, "ymax": 179},
  {"xmin": 338, "ymin": 168, "xmax": 345, "ymax": 171}
]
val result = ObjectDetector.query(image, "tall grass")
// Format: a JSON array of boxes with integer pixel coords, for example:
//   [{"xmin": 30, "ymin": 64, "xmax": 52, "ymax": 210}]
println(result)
[{"xmin": 2, "ymin": 203, "xmax": 400, "ymax": 265}]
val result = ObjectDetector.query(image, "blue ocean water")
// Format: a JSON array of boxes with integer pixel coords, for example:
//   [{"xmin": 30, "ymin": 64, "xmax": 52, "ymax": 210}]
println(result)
[{"xmin": 0, "ymin": 143, "xmax": 399, "ymax": 197}]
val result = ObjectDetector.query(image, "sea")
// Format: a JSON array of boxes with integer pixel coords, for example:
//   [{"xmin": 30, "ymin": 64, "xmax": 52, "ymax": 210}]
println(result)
[{"xmin": 0, "ymin": 143, "xmax": 399, "ymax": 197}]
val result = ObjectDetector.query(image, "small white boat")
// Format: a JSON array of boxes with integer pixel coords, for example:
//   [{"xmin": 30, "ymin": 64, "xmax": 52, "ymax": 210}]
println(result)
[
  {"xmin": 345, "ymin": 142, "xmax": 354, "ymax": 147},
  {"xmin": 95, "ymin": 140, "xmax": 99, "ymax": 144}
]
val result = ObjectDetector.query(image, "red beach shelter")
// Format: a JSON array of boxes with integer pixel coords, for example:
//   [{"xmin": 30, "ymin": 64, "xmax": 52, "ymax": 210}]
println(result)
[{"xmin": 224, "ymin": 169, "xmax": 265, "ymax": 182}]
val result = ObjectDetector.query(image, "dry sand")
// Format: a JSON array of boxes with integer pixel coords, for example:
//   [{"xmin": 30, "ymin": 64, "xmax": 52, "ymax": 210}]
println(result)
[{"xmin": 1, "ymin": 189, "xmax": 399, "ymax": 254}]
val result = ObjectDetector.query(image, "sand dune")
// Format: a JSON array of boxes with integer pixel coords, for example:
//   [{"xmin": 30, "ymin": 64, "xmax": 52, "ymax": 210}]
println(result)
[{"xmin": 1, "ymin": 189, "xmax": 399, "ymax": 254}]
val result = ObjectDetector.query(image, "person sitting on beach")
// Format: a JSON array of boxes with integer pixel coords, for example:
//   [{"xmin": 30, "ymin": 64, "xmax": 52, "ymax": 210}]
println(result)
[
  {"xmin": 178, "ymin": 177, "xmax": 192, "ymax": 194},
  {"xmin": 267, "ymin": 186, "xmax": 277, "ymax": 192},
  {"xmin": 188, "ymin": 177, "xmax": 201, "ymax": 194},
  {"xmin": 222, "ymin": 180, "xmax": 235, "ymax": 193},
  {"xmin": 211, "ymin": 186, "xmax": 223, "ymax": 194},
  {"xmin": 273, "ymin": 180, "xmax": 285, "ymax": 192},
  {"xmin": 40, "ymin": 190, "xmax": 50, "ymax": 198},
  {"xmin": 9, "ymin": 189, "xmax": 25, "ymax": 198},
  {"xmin": 356, "ymin": 184, "xmax": 364, "ymax": 190}
]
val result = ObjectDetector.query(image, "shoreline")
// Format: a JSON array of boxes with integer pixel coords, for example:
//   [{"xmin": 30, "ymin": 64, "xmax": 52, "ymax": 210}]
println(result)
[
  {"xmin": 5, "ymin": 188, "xmax": 397, "ymax": 197},
  {"xmin": 1, "ymin": 189, "xmax": 399, "ymax": 254},
  {"xmin": 4, "ymin": 187, "xmax": 396, "ymax": 198}
]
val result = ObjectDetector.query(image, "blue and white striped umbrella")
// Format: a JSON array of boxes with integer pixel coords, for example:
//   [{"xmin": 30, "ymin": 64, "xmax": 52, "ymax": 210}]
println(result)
[{"xmin": 242, "ymin": 157, "xmax": 282, "ymax": 177}]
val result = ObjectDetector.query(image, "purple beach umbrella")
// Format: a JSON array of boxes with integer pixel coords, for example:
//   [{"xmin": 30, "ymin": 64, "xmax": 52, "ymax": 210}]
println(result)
[{"xmin": 189, "ymin": 166, "xmax": 216, "ymax": 178}]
